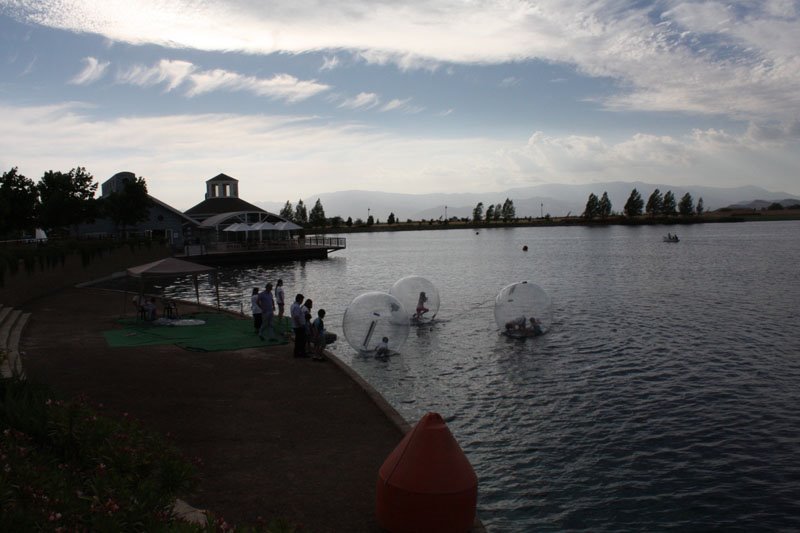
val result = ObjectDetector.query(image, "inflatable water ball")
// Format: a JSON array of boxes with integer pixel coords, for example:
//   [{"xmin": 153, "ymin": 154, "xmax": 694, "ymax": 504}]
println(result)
[
  {"xmin": 493, "ymin": 281, "xmax": 552, "ymax": 337},
  {"xmin": 389, "ymin": 275, "xmax": 441, "ymax": 321},
  {"xmin": 342, "ymin": 291, "xmax": 411, "ymax": 353}
]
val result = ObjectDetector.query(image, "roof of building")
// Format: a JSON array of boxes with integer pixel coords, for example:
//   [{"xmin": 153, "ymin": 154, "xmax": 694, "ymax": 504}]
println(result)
[
  {"xmin": 148, "ymin": 195, "xmax": 201, "ymax": 226},
  {"xmin": 206, "ymin": 173, "xmax": 238, "ymax": 182},
  {"xmin": 184, "ymin": 197, "xmax": 265, "ymax": 217}
]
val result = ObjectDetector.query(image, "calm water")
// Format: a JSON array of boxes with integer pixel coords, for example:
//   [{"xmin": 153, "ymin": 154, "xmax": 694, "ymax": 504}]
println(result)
[{"xmin": 163, "ymin": 221, "xmax": 800, "ymax": 532}]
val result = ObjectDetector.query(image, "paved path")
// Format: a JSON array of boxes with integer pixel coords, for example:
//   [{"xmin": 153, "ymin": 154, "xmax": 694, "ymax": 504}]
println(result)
[{"xmin": 20, "ymin": 287, "xmax": 406, "ymax": 532}]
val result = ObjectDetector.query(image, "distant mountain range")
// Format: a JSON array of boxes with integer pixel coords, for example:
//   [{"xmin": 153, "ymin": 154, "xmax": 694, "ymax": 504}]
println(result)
[{"xmin": 254, "ymin": 181, "xmax": 799, "ymax": 221}]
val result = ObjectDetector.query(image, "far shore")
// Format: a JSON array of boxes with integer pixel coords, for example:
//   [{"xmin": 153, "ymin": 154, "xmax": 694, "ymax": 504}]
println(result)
[{"xmin": 308, "ymin": 208, "xmax": 800, "ymax": 235}]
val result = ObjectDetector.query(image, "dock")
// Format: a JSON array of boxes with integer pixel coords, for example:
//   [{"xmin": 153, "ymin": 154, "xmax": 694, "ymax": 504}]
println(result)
[{"xmin": 177, "ymin": 235, "xmax": 346, "ymax": 266}]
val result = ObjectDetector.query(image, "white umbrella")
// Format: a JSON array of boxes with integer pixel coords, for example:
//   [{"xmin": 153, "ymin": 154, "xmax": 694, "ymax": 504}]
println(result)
[
  {"xmin": 275, "ymin": 221, "xmax": 303, "ymax": 231},
  {"xmin": 250, "ymin": 221, "xmax": 277, "ymax": 230}
]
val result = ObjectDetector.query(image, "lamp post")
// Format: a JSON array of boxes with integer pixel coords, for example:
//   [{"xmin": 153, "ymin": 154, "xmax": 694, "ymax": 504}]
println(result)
[{"xmin": 541, "ymin": 202, "xmax": 544, "ymax": 218}]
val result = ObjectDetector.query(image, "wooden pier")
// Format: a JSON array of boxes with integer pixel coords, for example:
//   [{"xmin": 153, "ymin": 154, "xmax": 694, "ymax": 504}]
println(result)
[{"xmin": 176, "ymin": 236, "xmax": 346, "ymax": 266}]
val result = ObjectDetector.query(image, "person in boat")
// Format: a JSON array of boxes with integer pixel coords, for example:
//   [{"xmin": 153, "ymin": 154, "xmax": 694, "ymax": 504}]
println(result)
[{"xmin": 413, "ymin": 291, "xmax": 430, "ymax": 319}]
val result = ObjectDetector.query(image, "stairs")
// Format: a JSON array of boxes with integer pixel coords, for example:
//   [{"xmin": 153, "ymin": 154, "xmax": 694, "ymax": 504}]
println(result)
[{"xmin": 0, "ymin": 303, "xmax": 30, "ymax": 379}]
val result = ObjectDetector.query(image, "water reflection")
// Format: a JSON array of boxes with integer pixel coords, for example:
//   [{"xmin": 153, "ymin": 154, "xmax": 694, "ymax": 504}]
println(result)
[{"xmin": 162, "ymin": 221, "xmax": 800, "ymax": 531}]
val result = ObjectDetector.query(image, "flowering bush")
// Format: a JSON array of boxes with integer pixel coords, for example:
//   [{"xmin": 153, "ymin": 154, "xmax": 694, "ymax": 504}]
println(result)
[{"xmin": 0, "ymin": 377, "xmax": 198, "ymax": 531}]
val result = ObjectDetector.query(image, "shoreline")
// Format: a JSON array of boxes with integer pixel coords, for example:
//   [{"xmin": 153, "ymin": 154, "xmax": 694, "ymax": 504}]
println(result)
[{"xmin": 302, "ymin": 210, "xmax": 800, "ymax": 236}]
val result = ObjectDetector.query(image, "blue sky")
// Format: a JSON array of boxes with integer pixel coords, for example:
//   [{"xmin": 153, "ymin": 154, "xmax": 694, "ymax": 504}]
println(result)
[{"xmin": 1, "ymin": 0, "xmax": 799, "ymax": 210}]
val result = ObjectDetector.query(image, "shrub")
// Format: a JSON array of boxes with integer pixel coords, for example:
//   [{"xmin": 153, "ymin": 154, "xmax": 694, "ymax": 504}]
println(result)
[{"xmin": 0, "ymin": 378, "xmax": 196, "ymax": 531}]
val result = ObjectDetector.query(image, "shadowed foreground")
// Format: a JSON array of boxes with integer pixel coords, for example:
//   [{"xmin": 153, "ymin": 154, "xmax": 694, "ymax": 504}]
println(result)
[{"xmin": 19, "ymin": 287, "xmax": 406, "ymax": 532}]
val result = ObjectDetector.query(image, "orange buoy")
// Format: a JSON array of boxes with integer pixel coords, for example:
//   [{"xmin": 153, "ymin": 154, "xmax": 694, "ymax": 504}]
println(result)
[{"xmin": 376, "ymin": 412, "xmax": 477, "ymax": 532}]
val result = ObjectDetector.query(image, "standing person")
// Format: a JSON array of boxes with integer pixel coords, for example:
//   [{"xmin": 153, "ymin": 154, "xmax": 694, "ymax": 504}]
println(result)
[
  {"xmin": 290, "ymin": 294, "xmax": 308, "ymax": 357},
  {"xmin": 257, "ymin": 283, "xmax": 276, "ymax": 341},
  {"xmin": 250, "ymin": 287, "xmax": 262, "ymax": 334},
  {"xmin": 414, "ymin": 291, "xmax": 429, "ymax": 319},
  {"xmin": 310, "ymin": 309, "xmax": 327, "ymax": 361},
  {"xmin": 302, "ymin": 299, "xmax": 314, "ymax": 354},
  {"xmin": 275, "ymin": 279, "xmax": 286, "ymax": 324}
]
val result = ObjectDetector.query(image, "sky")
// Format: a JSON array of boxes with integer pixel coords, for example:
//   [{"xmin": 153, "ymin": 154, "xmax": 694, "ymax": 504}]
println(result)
[{"xmin": 1, "ymin": 0, "xmax": 799, "ymax": 211}]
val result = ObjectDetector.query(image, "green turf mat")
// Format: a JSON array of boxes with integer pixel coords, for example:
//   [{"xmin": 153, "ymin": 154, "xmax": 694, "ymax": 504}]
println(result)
[{"xmin": 103, "ymin": 313, "xmax": 291, "ymax": 352}]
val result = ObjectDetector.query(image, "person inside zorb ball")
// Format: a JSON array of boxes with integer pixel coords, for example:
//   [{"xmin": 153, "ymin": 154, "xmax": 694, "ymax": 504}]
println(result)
[
  {"xmin": 389, "ymin": 275, "xmax": 441, "ymax": 321},
  {"xmin": 342, "ymin": 291, "xmax": 411, "ymax": 354},
  {"xmin": 494, "ymin": 281, "xmax": 552, "ymax": 338}
]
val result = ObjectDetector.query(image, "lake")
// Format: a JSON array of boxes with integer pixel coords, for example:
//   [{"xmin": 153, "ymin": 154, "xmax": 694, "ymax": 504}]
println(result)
[{"xmin": 163, "ymin": 220, "xmax": 800, "ymax": 531}]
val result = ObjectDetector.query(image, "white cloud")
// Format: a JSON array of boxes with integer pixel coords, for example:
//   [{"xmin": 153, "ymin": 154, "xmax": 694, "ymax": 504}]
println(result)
[
  {"xmin": 508, "ymin": 126, "xmax": 800, "ymax": 192},
  {"xmin": 117, "ymin": 59, "xmax": 195, "ymax": 91},
  {"xmin": 3, "ymin": 102, "xmax": 799, "ymax": 212},
  {"xmin": 338, "ymin": 92, "xmax": 380, "ymax": 110},
  {"xmin": 320, "ymin": 55, "xmax": 340, "ymax": 71},
  {"xmin": 115, "ymin": 59, "xmax": 329, "ymax": 102},
  {"xmin": 499, "ymin": 76, "xmax": 519, "ymax": 88},
  {"xmin": 380, "ymin": 98, "xmax": 423, "ymax": 113},
  {"xmin": 70, "ymin": 57, "xmax": 110, "ymax": 85},
  {"xmin": 6, "ymin": 1, "xmax": 800, "ymax": 119}
]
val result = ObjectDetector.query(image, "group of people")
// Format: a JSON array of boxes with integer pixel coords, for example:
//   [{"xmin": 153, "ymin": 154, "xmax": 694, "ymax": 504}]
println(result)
[
  {"xmin": 504, "ymin": 315, "xmax": 544, "ymax": 337},
  {"xmin": 289, "ymin": 293, "xmax": 328, "ymax": 361},
  {"xmin": 250, "ymin": 280, "xmax": 327, "ymax": 361}
]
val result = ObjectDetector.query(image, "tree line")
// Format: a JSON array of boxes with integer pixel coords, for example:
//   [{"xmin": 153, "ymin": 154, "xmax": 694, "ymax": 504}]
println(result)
[
  {"xmin": 1, "ymin": 166, "xmax": 150, "ymax": 240},
  {"xmin": 583, "ymin": 188, "xmax": 704, "ymax": 220},
  {"xmin": 471, "ymin": 198, "xmax": 516, "ymax": 223}
]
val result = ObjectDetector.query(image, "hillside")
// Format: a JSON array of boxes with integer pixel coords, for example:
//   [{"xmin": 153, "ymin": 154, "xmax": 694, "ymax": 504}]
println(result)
[{"xmin": 254, "ymin": 182, "xmax": 798, "ymax": 221}]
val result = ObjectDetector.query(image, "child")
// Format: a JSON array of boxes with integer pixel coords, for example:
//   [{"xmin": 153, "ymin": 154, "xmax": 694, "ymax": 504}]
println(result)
[
  {"xmin": 414, "ymin": 291, "xmax": 429, "ymax": 319},
  {"xmin": 310, "ymin": 309, "xmax": 326, "ymax": 361},
  {"xmin": 375, "ymin": 336, "xmax": 390, "ymax": 358}
]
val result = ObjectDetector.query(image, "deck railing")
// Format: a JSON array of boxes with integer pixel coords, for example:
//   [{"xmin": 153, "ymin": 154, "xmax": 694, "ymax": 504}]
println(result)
[{"xmin": 187, "ymin": 236, "xmax": 346, "ymax": 255}]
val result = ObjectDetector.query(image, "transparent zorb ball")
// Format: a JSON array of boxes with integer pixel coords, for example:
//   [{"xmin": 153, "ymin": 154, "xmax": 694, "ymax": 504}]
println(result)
[
  {"xmin": 493, "ymin": 281, "xmax": 552, "ymax": 337},
  {"xmin": 389, "ymin": 275, "xmax": 440, "ymax": 321},
  {"xmin": 342, "ymin": 291, "xmax": 411, "ymax": 353}
]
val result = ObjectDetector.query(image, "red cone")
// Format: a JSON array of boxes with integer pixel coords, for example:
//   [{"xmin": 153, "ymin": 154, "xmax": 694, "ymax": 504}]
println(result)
[{"xmin": 376, "ymin": 412, "xmax": 478, "ymax": 532}]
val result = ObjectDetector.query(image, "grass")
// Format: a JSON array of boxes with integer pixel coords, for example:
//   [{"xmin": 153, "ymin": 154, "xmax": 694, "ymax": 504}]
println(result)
[{"xmin": 0, "ymin": 376, "xmax": 297, "ymax": 532}]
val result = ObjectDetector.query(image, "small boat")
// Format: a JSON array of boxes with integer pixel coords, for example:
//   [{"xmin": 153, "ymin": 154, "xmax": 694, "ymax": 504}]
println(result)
[{"xmin": 663, "ymin": 234, "xmax": 680, "ymax": 242}]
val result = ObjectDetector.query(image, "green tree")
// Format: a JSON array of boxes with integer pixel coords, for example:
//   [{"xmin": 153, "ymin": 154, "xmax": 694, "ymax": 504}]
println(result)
[
  {"xmin": 308, "ymin": 198, "xmax": 326, "ymax": 227},
  {"xmin": 485, "ymin": 204, "xmax": 495, "ymax": 222},
  {"xmin": 472, "ymin": 202, "xmax": 484, "ymax": 222},
  {"xmin": 387, "ymin": 212, "xmax": 396, "ymax": 224},
  {"xmin": 696, "ymin": 197, "xmax": 705, "ymax": 215},
  {"xmin": 101, "ymin": 175, "xmax": 151, "ymax": 236},
  {"xmin": 678, "ymin": 192, "xmax": 695, "ymax": 216},
  {"xmin": 624, "ymin": 188, "xmax": 644, "ymax": 217},
  {"xmin": 280, "ymin": 201, "xmax": 294, "ymax": 221},
  {"xmin": 767, "ymin": 202, "xmax": 784, "ymax": 210},
  {"xmin": 366, "ymin": 215, "xmax": 374, "ymax": 226},
  {"xmin": 0, "ymin": 167, "xmax": 38, "ymax": 238},
  {"xmin": 583, "ymin": 193, "xmax": 599, "ymax": 220},
  {"xmin": 598, "ymin": 191, "xmax": 612, "ymax": 219},
  {"xmin": 662, "ymin": 190, "xmax": 677, "ymax": 216},
  {"xmin": 345, "ymin": 216, "xmax": 353, "ymax": 227},
  {"xmin": 501, "ymin": 198, "xmax": 516, "ymax": 222},
  {"xmin": 493, "ymin": 203, "xmax": 502, "ymax": 221},
  {"xmin": 36, "ymin": 167, "xmax": 99, "ymax": 236},
  {"xmin": 330, "ymin": 216, "xmax": 343, "ymax": 228},
  {"xmin": 294, "ymin": 199, "xmax": 308, "ymax": 224},
  {"xmin": 645, "ymin": 189, "xmax": 663, "ymax": 217}
]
